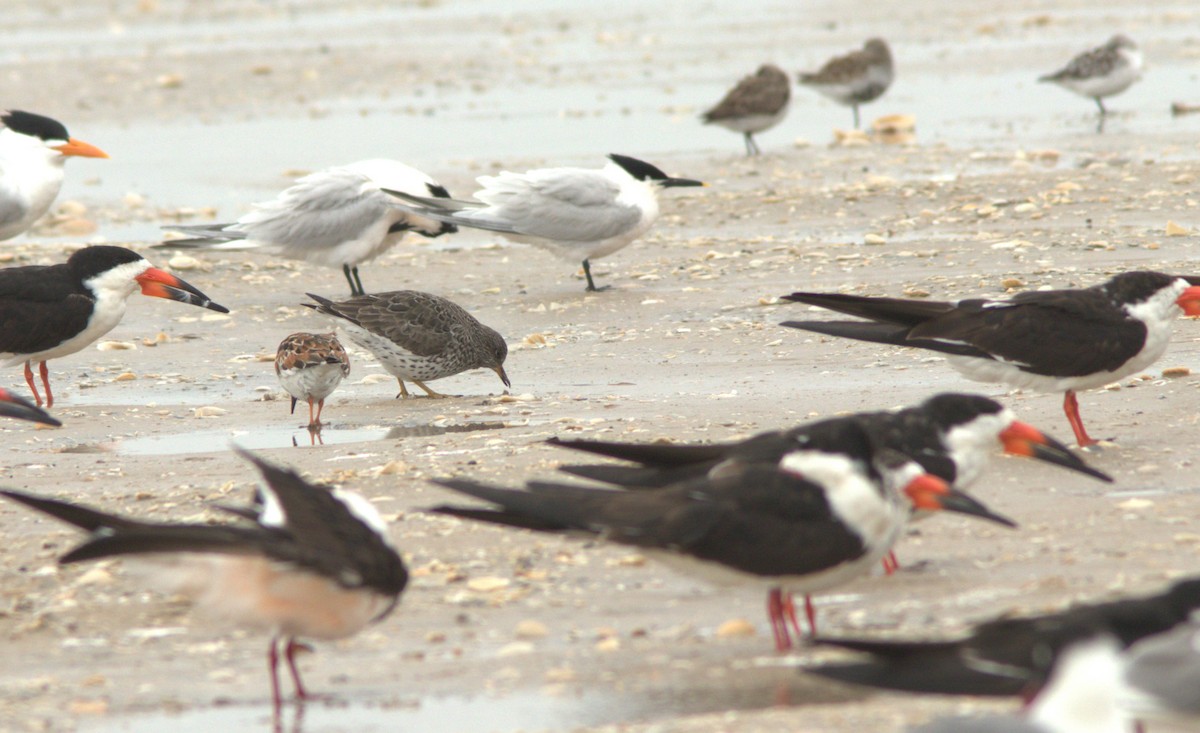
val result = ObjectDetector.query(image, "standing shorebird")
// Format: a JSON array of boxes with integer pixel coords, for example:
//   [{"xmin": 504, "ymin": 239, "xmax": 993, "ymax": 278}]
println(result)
[
  {"xmin": 158, "ymin": 159, "xmax": 457, "ymax": 296},
  {"xmin": 303, "ymin": 290, "xmax": 509, "ymax": 399},
  {"xmin": 275, "ymin": 332, "xmax": 350, "ymax": 428},
  {"xmin": 1039, "ymin": 35, "xmax": 1143, "ymax": 118},
  {"xmin": 701, "ymin": 64, "xmax": 791, "ymax": 156},
  {"xmin": 781, "ymin": 272, "xmax": 1200, "ymax": 449},
  {"xmin": 384, "ymin": 154, "xmax": 705, "ymax": 292},
  {"xmin": 0, "ymin": 448, "xmax": 408, "ymax": 715},
  {"xmin": 799, "ymin": 38, "xmax": 895, "ymax": 129},
  {"xmin": 0, "ymin": 110, "xmax": 108, "ymax": 241},
  {"xmin": 0, "ymin": 245, "xmax": 228, "ymax": 407}
]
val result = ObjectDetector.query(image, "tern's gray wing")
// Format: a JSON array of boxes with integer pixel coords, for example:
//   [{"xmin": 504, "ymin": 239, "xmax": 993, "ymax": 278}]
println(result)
[
  {"xmin": 0, "ymin": 191, "xmax": 28, "ymax": 233},
  {"xmin": 472, "ymin": 168, "xmax": 642, "ymax": 242},
  {"xmin": 233, "ymin": 168, "xmax": 395, "ymax": 250},
  {"xmin": 1123, "ymin": 622, "xmax": 1200, "ymax": 718}
]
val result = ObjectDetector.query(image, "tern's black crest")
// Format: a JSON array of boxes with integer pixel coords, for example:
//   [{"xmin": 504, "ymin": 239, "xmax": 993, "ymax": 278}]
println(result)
[
  {"xmin": 65, "ymin": 246, "xmax": 146, "ymax": 281},
  {"xmin": 1, "ymin": 110, "xmax": 70, "ymax": 142},
  {"xmin": 608, "ymin": 153, "xmax": 669, "ymax": 181},
  {"xmin": 1101, "ymin": 271, "xmax": 1180, "ymax": 305}
]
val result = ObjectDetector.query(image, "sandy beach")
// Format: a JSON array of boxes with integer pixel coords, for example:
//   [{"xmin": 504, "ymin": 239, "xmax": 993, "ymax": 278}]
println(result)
[{"xmin": 1, "ymin": 1, "xmax": 1199, "ymax": 731}]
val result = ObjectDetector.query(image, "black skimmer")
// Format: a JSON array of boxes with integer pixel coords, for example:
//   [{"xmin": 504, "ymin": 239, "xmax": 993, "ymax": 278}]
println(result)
[
  {"xmin": 158, "ymin": 159, "xmax": 456, "ymax": 296},
  {"xmin": 550, "ymin": 393, "xmax": 1111, "ymax": 491},
  {"xmin": 431, "ymin": 428, "xmax": 1013, "ymax": 651},
  {"xmin": 911, "ymin": 634, "xmax": 1132, "ymax": 733},
  {"xmin": 804, "ymin": 576, "xmax": 1200, "ymax": 698},
  {"xmin": 0, "ymin": 245, "xmax": 228, "ymax": 407},
  {"xmin": 275, "ymin": 332, "xmax": 350, "ymax": 429},
  {"xmin": 303, "ymin": 290, "xmax": 509, "ymax": 399},
  {"xmin": 383, "ymin": 154, "xmax": 705, "ymax": 291},
  {"xmin": 0, "ymin": 447, "xmax": 407, "ymax": 713},
  {"xmin": 0, "ymin": 386, "xmax": 60, "ymax": 426},
  {"xmin": 0, "ymin": 110, "xmax": 108, "ymax": 241},
  {"xmin": 701, "ymin": 64, "xmax": 791, "ymax": 156},
  {"xmin": 781, "ymin": 272, "xmax": 1200, "ymax": 448},
  {"xmin": 798, "ymin": 39, "xmax": 895, "ymax": 129},
  {"xmin": 1040, "ymin": 35, "xmax": 1143, "ymax": 118}
]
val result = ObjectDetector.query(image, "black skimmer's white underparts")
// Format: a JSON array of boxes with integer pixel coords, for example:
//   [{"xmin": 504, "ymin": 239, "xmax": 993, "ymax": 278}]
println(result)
[
  {"xmin": 431, "ymin": 427, "xmax": 1014, "ymax": 651},
  {"xmin": 0, "ymin": 447, "xmax": 407, "ymax": 713},
  {"xmin": 782, "ymin": 272, "xmax": 1200, "ymax": 448},
  {"xmin": 701, "ymin": 64, "xmax": 791, "ymax": 156},
  {"xmin": 804, "ymin": 576, "xmax": 1200, "ymax": 700},
  {"xmin": 275, "ymin": 332, "xmax": 350, "ymax": 428},
  {"xmin": 383, "ymin": 154, "xmax": 705, "ymax": 292},
  {"xmin": 157, "ymin": 160, "xmax": 457, "ymax": 296},
  {"xmin": 0, "ymin": 110, "xmax": 108, "ymax": 242},
  {"xmin": 303, "ymin": 290, "xmax": 509, "ymax": 399},
  {"xmin": 0, "ymin": 386, "xmax": 59, "ymax": 426},
  {"xmin": 0, "ymin": 245, "xmax": 229, "ymax": 407}
]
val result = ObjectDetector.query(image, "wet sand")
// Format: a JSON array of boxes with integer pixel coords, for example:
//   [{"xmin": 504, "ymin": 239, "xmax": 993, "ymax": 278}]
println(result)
[{"xmin": 2, "ymin": 2, "xmax": 1200, "ymax": 732}]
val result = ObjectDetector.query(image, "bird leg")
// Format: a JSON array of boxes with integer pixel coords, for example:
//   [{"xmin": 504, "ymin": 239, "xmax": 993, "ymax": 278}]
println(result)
[
  {"xmin": 852, "ymin": 104, "xmax": 861, "ymax": 130},
  {"xmin": 284, "ymin": 638, "xmax": 313, "ymax": 701},
  {"xmin": 413, "ymin": 380, "xmax": 448, "ymax": 399},
  {"xmin": 396, "ymin": 379, "xmax": 411, "ymax": 399},
  {"xmin": 743, "ymin": 132, "xmax": 761, "ymax": 157},
  {"xmin": 881, "ymin": 550, "xmax": 899, "ymax": 575},
  {"xmin": 767, "ymin": 587, "xmax": 793, "ymax": 650},
  {"xmin": 581, "ymin": 259, "xmax": 609, "ymax": 292},
  {"xmin": 307, "ymin": 398, "xmax": 319, "ymax": 428},
  {"xmin": 314, "ymin": 398, "xmax": 325, "ymax": 426},
  {"xmin": 268, "ymin": 637, "xmax": 284, "ymax": 714},
  {"xmin": 779, "ymin": 591, "xmax": 806, "ymax": 643},
  {"xmin": 23, "ymin": 361, "xmax": 42, "ymax": 407},
  {"xmin": 342, "ymin": 264, "xmax": 365, "ymax": 297},
  {"xmin": 1095, "ymin": 97, "xmax": 1108, "ymax": 116},
  {"xmin": 37, "ymin": 362, "xmax": 52, "ymax": 408},
  {"xmin": 1062, "ymin": 390, "xmax": 1097, "ymax": 448}
]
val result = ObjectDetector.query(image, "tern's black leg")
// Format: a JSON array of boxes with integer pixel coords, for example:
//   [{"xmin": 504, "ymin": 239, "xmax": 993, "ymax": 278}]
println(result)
[
  {"xmin": 583, "ymin": 259, "xmax": 598, "ymax": 291},
  {"xmin": 352, "ymin": 267, "xmax": 366, "ymax": 296}
]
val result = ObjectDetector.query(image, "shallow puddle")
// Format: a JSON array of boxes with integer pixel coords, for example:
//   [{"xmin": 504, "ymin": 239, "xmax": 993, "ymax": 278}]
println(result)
[
  {"xmin": 79, "ymin": 670, "xmax": 851, "ymax": 733},
  {"xmin": 115, "ymin": 421, "xmax": 509, "ymax": 456}
]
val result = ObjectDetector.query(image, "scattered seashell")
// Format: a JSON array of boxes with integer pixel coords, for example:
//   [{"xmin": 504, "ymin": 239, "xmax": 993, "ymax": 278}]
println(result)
[
  {"xmin": 715, "ymin": 618, "xmax": 757, "ymax": 638},
  {"xmin": 466, "ymin": 576, "xmax": 510, "ymax": 592},
  {"xmin": 514, "ymin": 620, "xmax": 549, "ymax": 639},
  {"xmin": 96, "ymin": 341, "xmax": 137, "ymax": 351},
  {"xmin": 192, "ymin": 406, "xmax": 227, "ymax": 418}
]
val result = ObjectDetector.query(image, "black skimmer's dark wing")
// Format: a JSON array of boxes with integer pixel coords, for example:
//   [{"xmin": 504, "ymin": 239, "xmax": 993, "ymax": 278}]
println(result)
[
  {"xmin": 782, "ymin": 273, "xmax": 1200, "ymax": 448},
  {"xmin": 806, "ymin": 576, "xmax": 1200, "ymax": 697},
  {"xmin": 0, "ymin": 447, "xmax": 406, "ymax": 713},
  {"xmin": 0, "ymin": 246, "xmax": 228, "ymax": 407}
]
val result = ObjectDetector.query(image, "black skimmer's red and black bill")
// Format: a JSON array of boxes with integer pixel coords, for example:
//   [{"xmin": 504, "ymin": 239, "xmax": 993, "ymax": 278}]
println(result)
[
  {"xmin": 803, "ymin": 576, "xmax": 1200, "ymax": 699},
  {"xmin": 431, "ymin": 432, "xmax": 1013, "ymax": 651},
  {"xmin": 157, "ymin": 159, "xmax": 456, "ymax": 296},
  {"xmin": 0, "ymin": 386, "xmax": 60, "ymax": 426},
  {"xmin": 275, "ymin": 332, "xmax": 350, "ymax": 429},
  {"xmin": 383, "ymin": 154, "xmax": 705, "ymax": 291},
  {"xmin": 781, "ymin": 272, "xmax": 1200, "ymax": 449},
  {"xmin": 550, "ymin": 393, "xmax": 1111, "ymax": 491},
  {"xmin": 0, "ymin": 447, "xmax": 407, "ymax": 713},
  {"xmin": 0, "ymin": 245, "xmax": 229, "ymax": 407},
  {"xmin": 0, "ymin": 110, "xmax": 108, "ymax": 242}
]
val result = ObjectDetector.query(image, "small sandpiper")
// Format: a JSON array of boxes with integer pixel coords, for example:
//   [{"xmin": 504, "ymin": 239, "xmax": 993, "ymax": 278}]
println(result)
[
  {"xmin": 275, "ymin": 332, "xmax": 350, "ymax": 428},
  {"xmin": 1039, "ymin": 35, "xmax": 1142, "ymax": 117},
  {"xmin": 799, "ymin": 38, "xmax": 894, "ymax": 129},
  {"xmin": 701, "ymin": 64, "xmax": 791, "ymax": 156},
  {"xmin": 303, "ymin": 290, "xmax": 510, "ymax": 398}
]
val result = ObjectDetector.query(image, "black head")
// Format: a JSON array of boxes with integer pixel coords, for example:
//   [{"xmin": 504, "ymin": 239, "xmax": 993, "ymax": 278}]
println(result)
[
  {"xmin": 1, "ymin": 110, "xmax": 70, "ymax": 142},
  {"xmin": 1101, "ymin": 271, "xmax": 1181, "ymax": 304},
  {"xmin": 916, "ymin": 393, "xmax": 1006, "ymax": 431},
  {"xmin": 65, "ymin": 246, "xmax": 146, "ymax": 280},
  {"xmin": 608, "ymin": 153, "xmax": 706, "ymax": 188}
]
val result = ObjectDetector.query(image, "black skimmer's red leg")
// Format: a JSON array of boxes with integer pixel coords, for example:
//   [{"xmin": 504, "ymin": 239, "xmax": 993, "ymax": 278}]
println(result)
[
  {"xmin": 1062, "ymin": 390, "xmax": 1097, "ymax": 448},
  {"xmin": 767, "ymin": 588, "xmax": 793, "ymax": 650}
]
